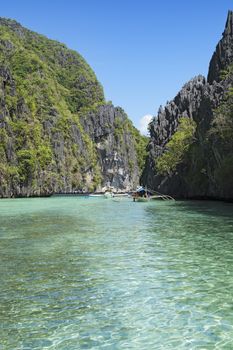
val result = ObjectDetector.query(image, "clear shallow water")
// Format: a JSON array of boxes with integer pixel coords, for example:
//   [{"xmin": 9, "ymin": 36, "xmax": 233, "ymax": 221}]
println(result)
[{"xmin": 0, "ymin": 197, "xmax": 233, "ymax": 350}]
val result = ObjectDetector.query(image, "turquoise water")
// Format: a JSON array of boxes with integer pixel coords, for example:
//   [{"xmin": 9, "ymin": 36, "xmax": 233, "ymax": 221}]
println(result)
[{"xmin": 0, "ymin": 197, "xmax": 233, "ymax": 349}]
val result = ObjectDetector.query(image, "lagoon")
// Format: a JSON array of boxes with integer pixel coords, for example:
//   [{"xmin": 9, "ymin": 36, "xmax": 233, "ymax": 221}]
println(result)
[{"xmin": 0, "ymin": 197, "xmax": 233, "ymax": 349}]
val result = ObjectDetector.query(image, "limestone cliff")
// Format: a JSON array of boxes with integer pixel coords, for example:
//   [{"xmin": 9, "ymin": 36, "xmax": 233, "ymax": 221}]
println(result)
[
  {"xmin": 142, "ymin": 11, "xmax": 233, "ymax": 200},
  {"xmin": 0, "ymin": 18, "xmax": 145, "ymax": 197},
  {"xmin": 208, "ymin": 10, "xmax": 233, "ymax": 83}
]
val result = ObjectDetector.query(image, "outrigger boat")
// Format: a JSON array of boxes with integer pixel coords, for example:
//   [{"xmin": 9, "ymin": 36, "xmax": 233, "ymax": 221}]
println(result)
[
  {"xmin": 132, "ymin": 186, "xmax": 151, "ymax": 202},
  {"xmin": 132, "ymin": 186, "xmax": 175, "ymax": 202}
]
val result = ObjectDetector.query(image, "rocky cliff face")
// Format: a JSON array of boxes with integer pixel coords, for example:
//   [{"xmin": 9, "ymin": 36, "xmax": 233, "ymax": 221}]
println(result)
[
  {"xmin": 142, "ymin": 11, "xmax": 233, "ymax": 200},
  {"xmin": 208, "ymin": 10, "xmax": 233, "ymax": 83},
  {"xmin": 81, "ymin": 105, "xmax": 140, "ymax": 191},
  {"xmin": 0, "ymin": 18, "xmax": 143, "ymax": 197}
]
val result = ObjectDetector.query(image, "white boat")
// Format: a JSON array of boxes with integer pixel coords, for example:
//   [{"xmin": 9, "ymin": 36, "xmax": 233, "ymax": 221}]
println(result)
[
  {"xmin": 88, "ymin": 194, "xmax": 104, "ymax": 197},
  {"xmin": 104, "ymin": 192, "xmax": 114, "ymax": 199},
  {"xmin": 113, "ymin": 193, "xmax": 129, "ymax": 197}
]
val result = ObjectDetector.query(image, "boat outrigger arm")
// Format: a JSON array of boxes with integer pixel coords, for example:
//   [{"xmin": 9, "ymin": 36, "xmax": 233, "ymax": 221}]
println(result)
[{"xmin": 132, "ymin": 186, "xmax": 175, "ymax": 201}]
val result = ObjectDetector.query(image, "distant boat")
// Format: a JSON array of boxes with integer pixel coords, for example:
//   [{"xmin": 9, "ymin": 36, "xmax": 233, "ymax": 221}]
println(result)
[
  {"xmin": 104, "ymin": 192, "xmax": 113, "ymax": 199},
  {"xmin": 88, "ymin": 194, "xmax": 105, "ymax": 197},
  {"xmin": 132, "ymin": 186, "xmax": 175, "ymax": 202},
  {"xmin": 88, "ymin": 192, "xmax": 129, "ymax": 199}
]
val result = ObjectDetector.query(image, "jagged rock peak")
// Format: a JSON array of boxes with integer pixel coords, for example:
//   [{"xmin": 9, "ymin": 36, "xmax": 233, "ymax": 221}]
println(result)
[
  {"xmin": 149, "ymin": 75, "xmax": 207, "ymax": 142},
  {"xmin": 225, "ymin": 10, "xmax": 233, "ymax": 35},
  {"xmin": 208, "ymin": 10, "xmax": 233, "ymax": 83}
]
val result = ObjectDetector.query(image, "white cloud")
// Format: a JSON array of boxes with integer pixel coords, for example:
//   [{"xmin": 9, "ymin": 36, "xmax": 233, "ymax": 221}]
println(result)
[{"xmin": 139, "ymin": 114, "xmax": 153, "ymax": 135}]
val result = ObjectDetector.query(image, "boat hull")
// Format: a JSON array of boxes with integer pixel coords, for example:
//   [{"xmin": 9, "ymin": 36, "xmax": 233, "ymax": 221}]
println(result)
[{"xmin": 135, "ymin": 197, "xmax": 150, "ymax": 202}]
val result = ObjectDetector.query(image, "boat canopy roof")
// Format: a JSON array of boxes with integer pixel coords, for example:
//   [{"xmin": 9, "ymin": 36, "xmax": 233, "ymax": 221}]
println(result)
[{"xmin": 136, "ymin": 186, "xmax": 145, "ymax": 193}]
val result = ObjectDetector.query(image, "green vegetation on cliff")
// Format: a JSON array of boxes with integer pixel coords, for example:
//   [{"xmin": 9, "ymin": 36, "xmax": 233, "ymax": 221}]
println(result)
[
  {"xmin": 0, "ymin": 19, "xmax": 105, "ymax": 111},
  {"xmin": 0, "ymin": 18, "xmax": 144, "ymax": 196},
  {"xmin": 208, "ymin": 80, "xmax": 233, "ymax": 196},
  {"xmin": 0, "ymin": 18, "xmax": 106, "ymax": 194},
  {"xmin": 156, "ymin": 117, "xmax": 196, "ymax": 175},
  {"xmin": 113, "ymin": 116, "xmax": 148, "ymax": 174},
  {"xmin": 154, "ymin": 80, "xmax": 233, "ymax": 198},
  {"xmin": 142, "ymin": 11, "xmax": 233, "ymax": 200}
]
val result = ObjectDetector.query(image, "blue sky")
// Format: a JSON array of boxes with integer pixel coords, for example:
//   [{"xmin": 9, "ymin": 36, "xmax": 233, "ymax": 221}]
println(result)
[{"xmin": 1, "ymin": 1, "xmax": 232, "ymax": 132}]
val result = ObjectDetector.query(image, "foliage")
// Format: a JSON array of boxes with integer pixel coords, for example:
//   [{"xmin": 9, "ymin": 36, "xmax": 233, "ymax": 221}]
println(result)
[
  {"xmin": 0, "ymin": 19, "xmax": 146, "ymax": 194},
  {"xmin": 220, "ymin": 63, "xmax": 233, "ymax": 80},
  {"xmin": 214, "ymin": 154, "xmax": 233, "ymax": 196},
  {"xmin": 207, "ymin": 78, "xmax": 233, "ymax": 196},
  {"xmin": 156, "ymin": 117, "xmax": 196, "ymax": 175},
  {"xmin": 130, "ymin": 126, "xmax": 148, "ymax": 173},
  {"xmin": 17, "ymin": 149, "xmax": 37, "ymax": 181},
  {"xmin": 113, "ymin": 115, "xmax": 148, "ymax": 175},
  {"xmin": 209, "ymin": 90, "xmax": 233, "ymax": 144},
  {"xmin": 0, "ymin": 19, "xmax": 107, "ymax": 193}
]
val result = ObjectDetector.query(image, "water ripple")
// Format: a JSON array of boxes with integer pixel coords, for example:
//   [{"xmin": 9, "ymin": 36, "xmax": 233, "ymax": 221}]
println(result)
[{"xmin": 0, "ymin": 197, "xmax": 233, "ymax": 349}]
